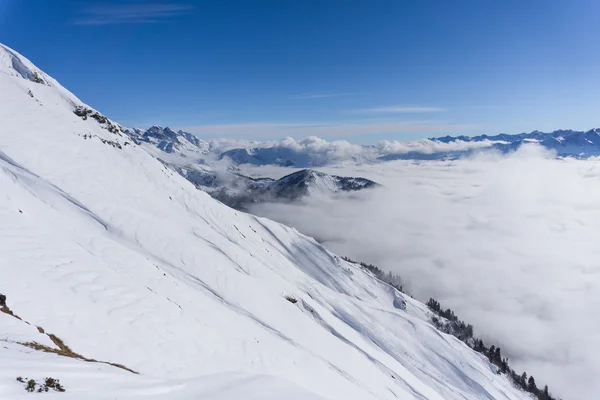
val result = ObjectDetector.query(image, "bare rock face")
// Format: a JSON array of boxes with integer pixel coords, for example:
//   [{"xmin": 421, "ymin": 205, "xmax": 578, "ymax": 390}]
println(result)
[{"xmin": 0, "ymin": 293, "xmax": 6, "ymax": 306}]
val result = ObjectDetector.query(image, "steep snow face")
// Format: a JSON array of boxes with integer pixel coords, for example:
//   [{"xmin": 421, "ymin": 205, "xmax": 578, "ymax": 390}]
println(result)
[
  {"xmin": 0, "ymin": 43, "xmax": 79, "ymax": 107},
  {"xmin": 0, "ymin": 43, "xmax": 530, "ymax": 400},
  {"xmin": 0, "ymin": 43, "xmax": 50, "ymax": 84}
]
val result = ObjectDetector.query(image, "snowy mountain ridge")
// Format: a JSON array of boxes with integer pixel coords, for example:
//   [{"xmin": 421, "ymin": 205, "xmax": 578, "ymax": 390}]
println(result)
[
  {"xmin": 125, "ymin": 125, "xmax": 210, "ymax": 155},
  {"xmin": 224, "ymin": 129, "xmax": 600, "ymax": 165},
  {"xmin": 120, "ymin": 126, "xmax": 378, "ymax": 208},
  {"xmin": 1, "ymin": 42, "xmax": 535, "ymax": 399},
  {"xmin": 377, "ymin": 129, "xmax": 600, "ymax": 160},
  {"xmin": 144, "ymin": 130, "xmax": 599, "ymax": 167},
  {"xmin": 179, "ymin": 167, "xmax": 379, "ymax": 210},
  {"xmin": 125, "ymin": 118, "xmax": 600, "ymax": 168}
]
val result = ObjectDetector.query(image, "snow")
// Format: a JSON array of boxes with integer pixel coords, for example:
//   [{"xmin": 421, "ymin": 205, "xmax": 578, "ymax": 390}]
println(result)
[
  {"xmin": 0, "ymin": 43, "xmax": 531, "ymax": 399},
  {"xmin": 1, "ymin": 340, "xmax": 325, "ymax": 400}
]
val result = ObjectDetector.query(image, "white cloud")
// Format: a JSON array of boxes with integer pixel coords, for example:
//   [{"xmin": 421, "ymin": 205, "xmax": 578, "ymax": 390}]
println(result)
[
  {"xmin": 290, "ymin": 92, "xmax": 362, "ymax": 99},
  {"xmin": 357, "ymin": 106, "xmax": 447, "ymax": 113},
  {"xmin": 245, "ymin": 144, "xmax": 600, "ymax": 400},
  {"xmin": 277, "ymin": 136, "xmax": 365, "ymax": 162},
  {"xmin": 206, "ymin": 136, "xmax": 366, "ymax": 165},
  {"xmin": 201, "ymin": 136, "xmax": 501, "ymax": 166},
  {"xmin": 374, "ymin": 138, "xmax": 505, "ymax": 155}
]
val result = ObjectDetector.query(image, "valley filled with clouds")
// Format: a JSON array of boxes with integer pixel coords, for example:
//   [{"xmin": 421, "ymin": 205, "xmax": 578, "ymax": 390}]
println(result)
[{"xmin": 244, "ymin": 145, "xmax": 600, "ymax": 400}]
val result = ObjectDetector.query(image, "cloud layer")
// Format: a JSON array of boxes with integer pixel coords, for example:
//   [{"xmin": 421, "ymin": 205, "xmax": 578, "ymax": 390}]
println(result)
[
  {"xmin": 373, "ymin": 138, "xmax": 503, "ymax": 155},
  {"xmin": 205, "ymin": 136, "xmax": 503, "ymax": 166},
  {"xmin": 246, "ymin": 145, "xmax": 600, "ymax": 400}
]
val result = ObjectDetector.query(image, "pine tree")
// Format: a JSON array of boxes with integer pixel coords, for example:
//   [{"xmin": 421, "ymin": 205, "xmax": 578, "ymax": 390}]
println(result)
[
  {"xmin": 527, "ymin": 375, "xmax": 537, "ymax": 393},
  {"xmin": 465, "ymin": 324, "xmax": 473, "ymax": 339},
  {"xmin": 488, "ymin": 345, "xmax": 496, "ymax": 363},
  {"xmin": 494, "ymin": 347, "xmax": 501, "ymax": 365},
  {"xmin": 500, "ymin": 358, "xmax": 508, "ymax": 374}
]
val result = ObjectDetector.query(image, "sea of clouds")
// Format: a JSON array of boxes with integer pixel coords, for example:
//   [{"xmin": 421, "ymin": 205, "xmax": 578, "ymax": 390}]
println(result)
[
  {"xmin": 245, "ymin": 144, "xmax": 600, "ymax": 400},
  {"xmin": 207, "ymin": 135, "xmax": 503, "ymax": 162}
]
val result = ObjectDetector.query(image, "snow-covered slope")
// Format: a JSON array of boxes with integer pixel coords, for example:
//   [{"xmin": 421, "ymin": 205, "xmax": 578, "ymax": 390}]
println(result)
[{"xmin": 0, "ymin": 43, "xmax": 530, "ymax": 399}]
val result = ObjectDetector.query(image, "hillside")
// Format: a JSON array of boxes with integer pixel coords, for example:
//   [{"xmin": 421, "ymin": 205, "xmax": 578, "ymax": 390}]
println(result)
[{"xmin": 0, "ymin": 43, "xmax": 532, "ymax": 399}]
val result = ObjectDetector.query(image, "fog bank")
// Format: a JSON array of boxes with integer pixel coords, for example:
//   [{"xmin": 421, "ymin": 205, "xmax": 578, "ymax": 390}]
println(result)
[{"xmin": 248, "ymin": 145, "xmax": 600, "ymax": 400}]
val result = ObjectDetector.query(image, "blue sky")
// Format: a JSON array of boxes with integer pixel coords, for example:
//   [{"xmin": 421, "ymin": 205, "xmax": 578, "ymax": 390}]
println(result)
[{"xmin": 1, "ymin": 0, "xmax": 599, "ymax": 142}]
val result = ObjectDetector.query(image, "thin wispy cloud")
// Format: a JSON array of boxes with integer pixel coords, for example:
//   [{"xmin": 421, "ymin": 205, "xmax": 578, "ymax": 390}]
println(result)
[
  {"xmin": 357, "ymin": 105, "xmax": 447, "ymax": 113},
  {"xmin": 74, "ymin": 2, "xmax": 193, "ymax": 25},
  {"xmin": 181, "ymin": 120, "xmax": 477, "ymax": 138},
  {"xmin": 291, "ymin": 92, "xmax": 362, "ymax": 99},
  {"xmin": 465, "ymin": 105, "xmax": 500, "ymax": 110}
]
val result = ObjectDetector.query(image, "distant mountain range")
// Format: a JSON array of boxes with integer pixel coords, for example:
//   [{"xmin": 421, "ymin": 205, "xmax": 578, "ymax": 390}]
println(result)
[
  {"xmin": 122, "ymin": 126, "xmax": 378, "ymax": 206},
  {"xmin": 120, "ymin": 126, "xmax": 600, "ymax": 206},
  {"xmin": 124, "ymin": 126, "xmax": 600, "ymax": 168},
  {"xmin": 380, "ymin": 129, "xmax": 600, "ymax": 161}
]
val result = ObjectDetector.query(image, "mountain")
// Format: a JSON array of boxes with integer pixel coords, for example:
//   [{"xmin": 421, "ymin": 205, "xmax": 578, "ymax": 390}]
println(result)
[
  {"xmin": 125, "ymin": 125, "xmax": 210, "ymax": 155},
  {"xmin": 380, "ymin": 129, "xmax": 600, "ymax": 161},
  {"xmin": 1, "ymin": 43, "xmax": 537, "ymax": 400},
  {"xmin": 130, "ymin": 123, "xmax": 600, "ymax": 167},
  {"xmin": 179, "ymin": 168, "xmax": 379, "ymax": 210},
  {"xmin": 267, "ymin": 169, "xmax": 378, "ymax": 197},
  {"xmin": 121, "ymin": 126, "xmax": 377, "ymax": 208},
  {"xmin": 214, "ymin": 130, "xmax": 600, "ymax": 167}
]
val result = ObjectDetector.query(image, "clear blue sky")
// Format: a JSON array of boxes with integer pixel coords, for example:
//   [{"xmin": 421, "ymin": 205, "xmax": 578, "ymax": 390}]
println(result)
[{"xmin": 1, "ymin": 0, "xmax": 599, "ymax": 141}]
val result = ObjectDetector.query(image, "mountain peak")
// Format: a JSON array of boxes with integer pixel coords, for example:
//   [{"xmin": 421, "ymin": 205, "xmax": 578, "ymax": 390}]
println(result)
[
  {"xmin": 0, "ymin": 43, "xmax": 83, "ymax": 111},
  {"xmin": 0, "ymin": 43, "xmax": 54, "ymax": 87},
  {"xmin": 123, "ymin": 124, "xmax": 209, "ymax": 155}
]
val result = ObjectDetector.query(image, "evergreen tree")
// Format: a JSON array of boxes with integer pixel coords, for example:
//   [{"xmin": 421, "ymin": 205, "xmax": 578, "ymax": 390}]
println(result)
[
  {"xmin": 527, "ymin": 376, "xmax": 537, "ymax": 393},
  {"xmin": 500, "ymin": 358, "xmax": 508, "ymax": 374},
  {"xmin": 520, "ymin": 372, "xmax": 527, "ymax": 387},
  {"xmin": 350, "ymin": 259, "xmax": 558, "ymax": 400},
  {"xmin": 539, "ymin": 385, "xmax": 550, "ymax": 400},
  {"xmin": 465, "ymin": 324, "xmax": 473, "ymax": 339},
  {"xmin": 494, "ymin": 347, "xmax": 501, "ymax": 365},
  {"xmin": 488, "ymin": 345, "xmax": 496, "ymax": 363}
]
